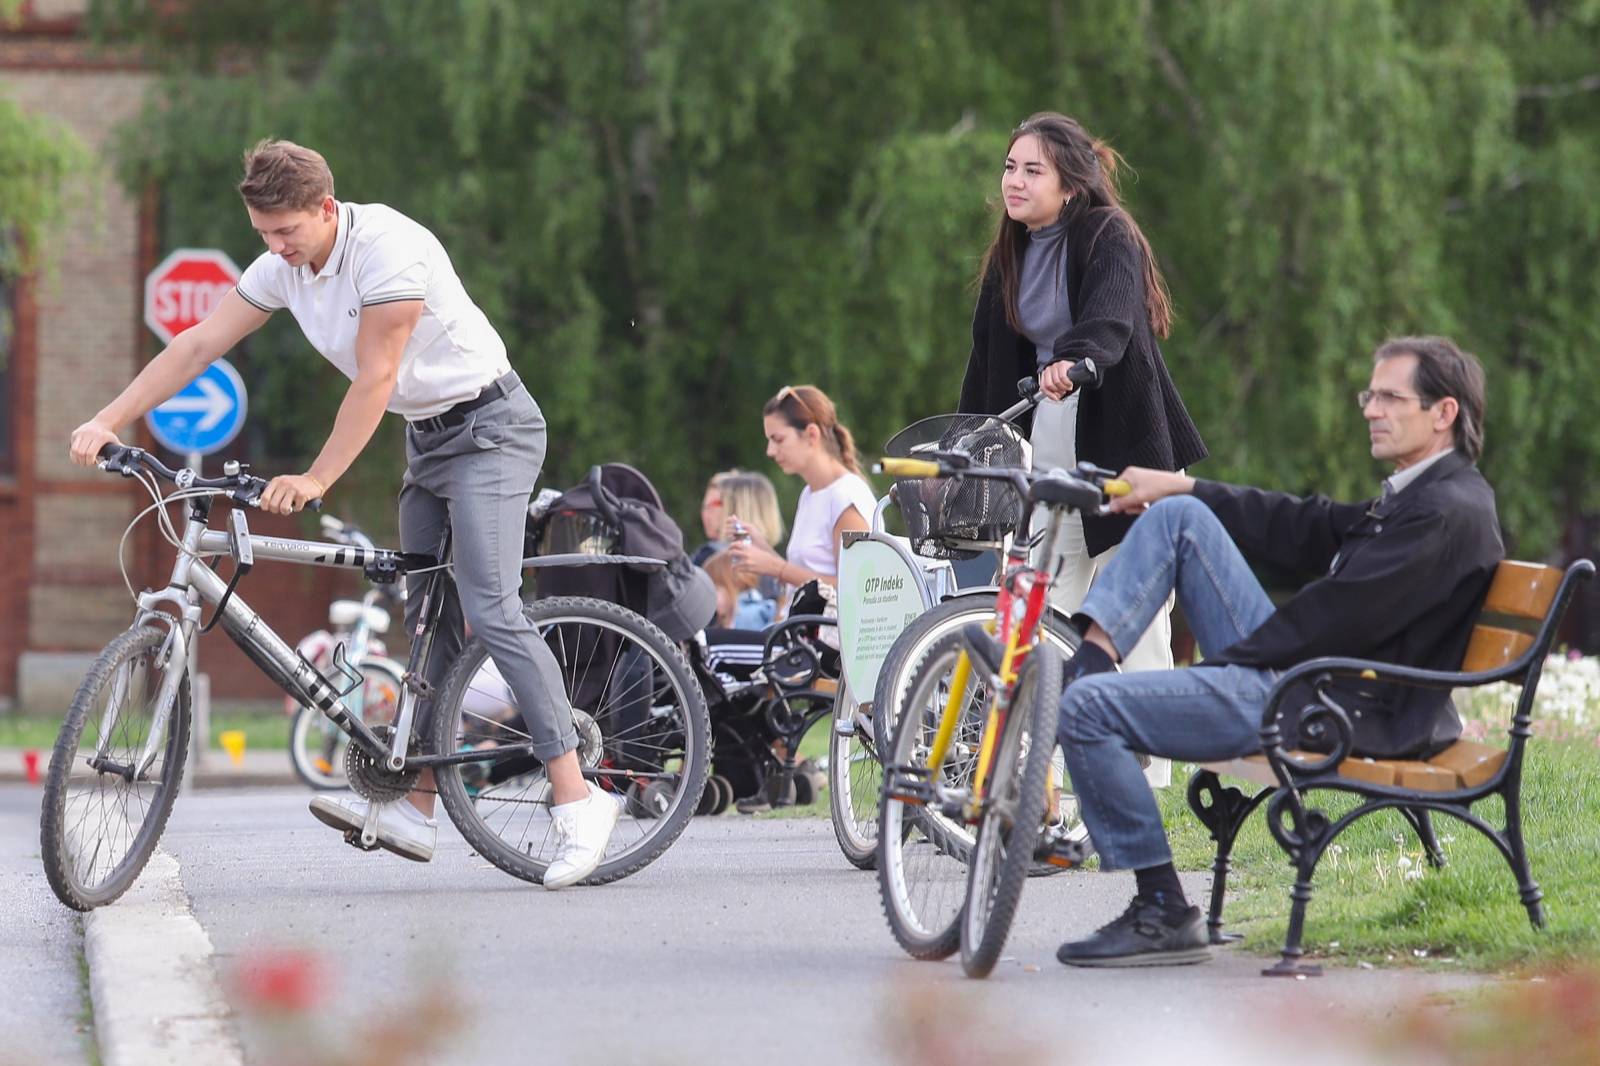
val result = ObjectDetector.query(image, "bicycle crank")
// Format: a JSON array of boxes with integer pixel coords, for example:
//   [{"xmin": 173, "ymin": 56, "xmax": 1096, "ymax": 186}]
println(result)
[{"xmin": 344, "ymin": 725, "xmax": 420, "ymax": 803}]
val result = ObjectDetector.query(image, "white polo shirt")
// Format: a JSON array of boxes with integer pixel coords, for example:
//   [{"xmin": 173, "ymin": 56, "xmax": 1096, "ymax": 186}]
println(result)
[{"xmin": 236, "ymin": 201, "xmax": 511, "ymax": 420}]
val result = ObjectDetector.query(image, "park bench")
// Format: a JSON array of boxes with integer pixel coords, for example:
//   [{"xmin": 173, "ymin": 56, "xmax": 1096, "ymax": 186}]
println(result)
[{"xmin": 1185, "ymin": 558, "xmax": 1595, "ymax": 977}]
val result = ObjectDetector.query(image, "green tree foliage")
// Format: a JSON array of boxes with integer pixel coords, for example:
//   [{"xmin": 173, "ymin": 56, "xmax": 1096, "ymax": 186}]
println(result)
[
  {"xmin": 0, "ymin": 92, "xmax": 86, "ymax": 296},
  {"xmin": 91, "ymin": 0, "xmax": 1600, "ymax": 554}
]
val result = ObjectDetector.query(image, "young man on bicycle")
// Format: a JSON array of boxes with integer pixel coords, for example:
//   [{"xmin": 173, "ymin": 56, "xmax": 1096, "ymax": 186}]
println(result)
[
  {"xmin": 1048, "ymin": 337, "xmax": 1501, "ymax": 965},
  {"xmin": 69, "ymin": 139, "xmax": 617, "ymax": 889}
]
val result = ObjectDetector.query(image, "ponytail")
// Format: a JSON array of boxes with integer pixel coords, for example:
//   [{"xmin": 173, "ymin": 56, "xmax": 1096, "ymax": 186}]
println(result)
[{"xmin": 832, "ymin": 423, "xmax": 861, "ymax": 474}]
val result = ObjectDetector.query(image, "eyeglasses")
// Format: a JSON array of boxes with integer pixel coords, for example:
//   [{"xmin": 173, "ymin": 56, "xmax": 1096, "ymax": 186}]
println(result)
[{"xmin": 1357, "ymin": 389, "xmax": 1427, "ymax": 410}]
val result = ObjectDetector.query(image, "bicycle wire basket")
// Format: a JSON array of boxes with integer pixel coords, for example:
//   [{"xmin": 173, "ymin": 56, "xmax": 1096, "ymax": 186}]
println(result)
[{"xmin": 882, "ymin": 413, "xmax": 1031, "ymax": 560}]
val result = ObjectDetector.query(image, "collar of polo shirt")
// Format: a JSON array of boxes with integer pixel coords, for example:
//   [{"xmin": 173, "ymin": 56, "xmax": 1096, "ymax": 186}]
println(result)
[{"xmin": 304, "ymin": 202, "xmax": 355, "ymax": 281}]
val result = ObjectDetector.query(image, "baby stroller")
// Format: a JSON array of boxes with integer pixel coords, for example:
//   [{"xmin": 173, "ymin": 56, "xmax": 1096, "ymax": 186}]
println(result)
[
  {"xmin": 692, "ymin": 583, "xmax": 842, "ymax": 813},
  {"xmin": 526, "ymin": 463, "xmax": 842, "ymax": 814}
]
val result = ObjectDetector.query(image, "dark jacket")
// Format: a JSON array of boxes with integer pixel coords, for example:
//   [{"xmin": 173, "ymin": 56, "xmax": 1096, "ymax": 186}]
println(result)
[
  {"xmin": 1193, "ymin": 450, "xmax": 1504, "ymax": 759},
  {"xmin": 958, "ymin": 203, "xmax": 1207, "ymax": 556}
]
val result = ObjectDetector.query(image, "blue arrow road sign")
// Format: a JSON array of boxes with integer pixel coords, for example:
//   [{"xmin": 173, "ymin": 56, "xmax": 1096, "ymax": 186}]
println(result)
[{"xmin": 144, "ymin": 358, "xmax": 248, "ymax": 456}]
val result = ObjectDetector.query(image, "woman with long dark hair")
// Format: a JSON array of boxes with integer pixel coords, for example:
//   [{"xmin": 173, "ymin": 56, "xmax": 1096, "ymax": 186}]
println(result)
[{"xmin": 960, "ymin": 112, "xmax": 1206, "ymax": 670}]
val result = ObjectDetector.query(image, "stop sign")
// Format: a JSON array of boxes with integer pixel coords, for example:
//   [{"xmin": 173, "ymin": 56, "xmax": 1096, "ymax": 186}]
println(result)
[{"xmin": 144, "ymin": 248, "xmax": 243, "ymax": 345}]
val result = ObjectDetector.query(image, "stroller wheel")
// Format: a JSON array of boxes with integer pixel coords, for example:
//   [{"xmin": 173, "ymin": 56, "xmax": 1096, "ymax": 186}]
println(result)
[
  {"xmin": 628, "ymin": 779, "xmax": 677, "ymax": 820},
  {"xmin": 790, "ymin": 759, "xmax": 825, "ymax": 806},
  {"xmin": 696, "ymin": 776, "xmax": 721, "ymax": 816},
  {"xmin": 711, "ymin": 774, "xmax": 735, "ymax": 814}
]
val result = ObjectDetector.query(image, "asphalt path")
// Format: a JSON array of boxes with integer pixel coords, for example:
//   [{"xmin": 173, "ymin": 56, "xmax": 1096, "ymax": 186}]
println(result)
[
  {"xmin": 0, "ymin": 786, "xmax": 92, "ymax": 1066},
  {"xmin": 132, "ymin": 788, "xmax": 1483, "ymax": 1066}
]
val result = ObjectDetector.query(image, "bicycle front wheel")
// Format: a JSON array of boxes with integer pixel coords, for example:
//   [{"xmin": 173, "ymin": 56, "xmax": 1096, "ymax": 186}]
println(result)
[
  {"xmin": 40, "ymin": 626, "xmax": 191, "ymax": 911},
  {"xmin": 827, "ymin": 686, "xmax": 881, "ymax": 869},
  {"xmin": 288, "ymin": 659, "xmax": 403, "ymax": 790},
  {"xmin": 960, "ymin": 641, "xmax": 1063, "ymax": 978},
  {"xmin": 875, "ymin": 596, "xmax": 1084, "ymax": 878},
  {"xmin": 430, "ymin": 596, "xmax": 710, "ymax": 886},
  {"xmin": 875, "ymin": 630, "xmax": 991, "ymax": 960}
]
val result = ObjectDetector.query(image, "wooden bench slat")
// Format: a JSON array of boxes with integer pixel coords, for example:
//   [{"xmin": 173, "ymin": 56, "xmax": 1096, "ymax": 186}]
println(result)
[
  {"xmin": 1204, "ymin": 738, "xmax": 1508, "ymax": 791},
  {"xmin": 1481, "ymin": 560, "xmax": 1562, "ymax": 620},
  {"xmin": 1328, "ymin": 757, "xmax": 1401, "ymax": 787},
  {"xmin": 1426, "ymin": 739, "xmax": 1508, "ymax": 788},
  {"xmin": 1461, "ymin": 624, "xmax": 1535, "ymax": 672},
  {"xmin": 1394, "ymin": 760, "xmax": 1461, "ymax": 791},
  {"xmin": 1201, "ymin": 753, "xmax": 1398, "ymax": 788}
]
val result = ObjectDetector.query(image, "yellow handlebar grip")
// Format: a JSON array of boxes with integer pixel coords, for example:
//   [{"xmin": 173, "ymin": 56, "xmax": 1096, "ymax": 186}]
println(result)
[
  {"xmin": 878, "ymin": 458, "xmax": 941, "ymax": 478},
  {"xmin": 1103, "ymin": 479, "xmax": 1132, "ymax": 497}
]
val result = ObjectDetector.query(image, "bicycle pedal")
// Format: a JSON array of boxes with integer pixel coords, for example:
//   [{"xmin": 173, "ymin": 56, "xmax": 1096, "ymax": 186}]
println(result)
[
  {"xmin": 342, "ymin": 829, "xmax": 381, "ymax": 852},
  {"xmin": 1035, "ymin": 836, "xmax": 1094, "ymax": 869},
  {"xmin": 884, "ymin": 767, "xmax": 935, "ymax": 805}
]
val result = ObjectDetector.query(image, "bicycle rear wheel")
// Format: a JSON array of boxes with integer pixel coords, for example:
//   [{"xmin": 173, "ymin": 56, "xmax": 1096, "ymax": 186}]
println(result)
[
  {"xmin": 430, "ymin": 596, "xmax": 709, "ymax": 885},
  {"xmin": 827, "ymin": 686, "xmax": 881, "ymax": 869},
  {"xmin": 40, "ymin": 626, "xmax": 190, "ymax": 911},
  {"xmin": 960, "ymin": 641, "xmax": 1062, "ymax": 978}
]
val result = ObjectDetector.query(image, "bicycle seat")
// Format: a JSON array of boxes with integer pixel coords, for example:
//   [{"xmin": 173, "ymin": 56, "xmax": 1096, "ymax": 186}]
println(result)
[
  {"xmin": 1028, "ymin": 473, "xmax": 1101, "ymax": 511},
  {"xmin": 329, "ymin": 600, "xmax": 391, "ymax": 633}
]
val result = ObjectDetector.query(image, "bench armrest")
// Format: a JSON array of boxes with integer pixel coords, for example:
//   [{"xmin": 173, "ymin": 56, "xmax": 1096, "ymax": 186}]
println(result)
[{"xmin": 1254, "ymin": 653, "xmax": 1531, "ymax": 778}]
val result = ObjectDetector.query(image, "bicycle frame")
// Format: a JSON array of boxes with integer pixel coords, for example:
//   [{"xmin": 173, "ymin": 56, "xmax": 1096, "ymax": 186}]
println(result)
[
  {"xmin": 924, "ymin": 502, "xmax": 1067, "ymax": 820},
  {"xmin": 118, "ymin": 491, "xmax": 528, "ymax": 780}
]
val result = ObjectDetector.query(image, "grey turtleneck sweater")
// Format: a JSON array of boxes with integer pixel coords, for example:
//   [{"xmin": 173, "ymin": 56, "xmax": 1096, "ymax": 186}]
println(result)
[{"xmin": 1017, "ymin": 218, "xmax": 1072, "ymax": 371}]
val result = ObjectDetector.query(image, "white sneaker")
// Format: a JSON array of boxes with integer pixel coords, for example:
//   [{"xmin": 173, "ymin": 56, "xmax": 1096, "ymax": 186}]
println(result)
[
  {"xmin": 543, "ymin": 784, "xmax": 622, "ymax": 889},
  {"xmin": 309, "ymin": 795, "xmax": 436, "ymax": 863}
]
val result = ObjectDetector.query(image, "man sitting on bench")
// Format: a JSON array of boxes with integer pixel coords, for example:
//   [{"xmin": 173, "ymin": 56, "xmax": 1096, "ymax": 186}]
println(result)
[{"xmin": 1052, "ymin": 335, "xmax": 1501, "ymax": 968}]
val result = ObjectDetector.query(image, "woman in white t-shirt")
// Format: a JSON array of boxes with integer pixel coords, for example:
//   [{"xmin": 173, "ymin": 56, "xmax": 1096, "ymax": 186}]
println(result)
[{"xmin": 726, "ymin": 384, "xmax": 876, "ymax": 593}]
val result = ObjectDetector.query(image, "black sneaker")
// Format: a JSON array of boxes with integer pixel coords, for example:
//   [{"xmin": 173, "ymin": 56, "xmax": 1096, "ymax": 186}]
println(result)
[{"xmin": 1057, "ymin": 896, "xmax": 1211, "ymax": 968}]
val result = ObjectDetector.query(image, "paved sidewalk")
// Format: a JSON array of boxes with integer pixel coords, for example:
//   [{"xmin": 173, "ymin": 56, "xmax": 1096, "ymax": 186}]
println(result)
[
  {"xmin": 156, "ymin": 790, "xmax": 1483, "ymax": 1066},
  {"xmin": 0, "ymin": 788, "xmax": 92, "ymax": 1066},
  {"xmin": 11, "ymin": 783, "xmax": 1497, "ymax": 1066}
]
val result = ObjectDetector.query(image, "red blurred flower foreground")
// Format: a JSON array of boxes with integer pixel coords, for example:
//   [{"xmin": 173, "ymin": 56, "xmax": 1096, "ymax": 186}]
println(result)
[
  {"xmin": 1374, "ymin": 964, "xmax": 1600, "ymax": 1066},
  {"xmin": 230, "ymin": 948, "xmax": 326, "ymax": 1014}
]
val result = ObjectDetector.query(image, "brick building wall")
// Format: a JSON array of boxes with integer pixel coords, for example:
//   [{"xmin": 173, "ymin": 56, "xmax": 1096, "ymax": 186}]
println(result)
[{"xmin": 1, "ymin": 4, "xmax": 352, "ymax": 710}]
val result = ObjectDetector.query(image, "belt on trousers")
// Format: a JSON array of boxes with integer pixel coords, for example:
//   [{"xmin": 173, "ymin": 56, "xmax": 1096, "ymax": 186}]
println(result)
[{"xmin": 408, "ymin": 371, "xmax": 521, "ymax": 434}]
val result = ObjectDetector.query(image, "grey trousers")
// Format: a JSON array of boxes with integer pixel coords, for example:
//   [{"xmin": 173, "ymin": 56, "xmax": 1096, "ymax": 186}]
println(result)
[{"xmin": 400, "ymin": 378, "xmax": 579, "ymax": 760}]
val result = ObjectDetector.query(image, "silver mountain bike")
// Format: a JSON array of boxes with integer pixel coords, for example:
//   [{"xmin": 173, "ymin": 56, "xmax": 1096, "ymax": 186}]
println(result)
[{"xmin": 40, "ymin": 445, "xmax": 709, "ymax": 910}]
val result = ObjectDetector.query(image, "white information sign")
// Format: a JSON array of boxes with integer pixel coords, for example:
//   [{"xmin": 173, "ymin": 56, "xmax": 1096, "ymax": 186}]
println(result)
[{"xmin": 836, "ymin": 539, "xmax": 929, "ymax": 699}]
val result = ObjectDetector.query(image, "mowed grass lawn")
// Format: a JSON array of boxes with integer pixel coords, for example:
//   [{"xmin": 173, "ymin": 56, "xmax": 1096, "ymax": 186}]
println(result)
[
  {"xmin": 1158, "ymin": 739, "xmax": 1600, "ymax": 971},
  {"xmin": 0, "ymin": 707, "xmax": 291, "ymax": 752},
  {"xmin": 763, "ymin": 718, "xmax": 1600, "ymax": 972}
]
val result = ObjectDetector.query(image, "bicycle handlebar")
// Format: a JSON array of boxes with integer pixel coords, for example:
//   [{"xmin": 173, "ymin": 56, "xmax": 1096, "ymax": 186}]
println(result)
[
  {"xmin": 98, "ymin": 444, "xmax": 323, "ymax": 512},
  {"xmin": 995, "ymin": 376, "xmax": 1044, "ymax": 423},
  {"xmin": 874, "ymin": 454, "xmax": 1130, "ymax": 509}
]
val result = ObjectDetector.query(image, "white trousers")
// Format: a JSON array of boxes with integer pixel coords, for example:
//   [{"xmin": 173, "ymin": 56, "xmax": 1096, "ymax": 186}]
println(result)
[{"xmin": 1030, "ymin": 395, "xmax": 1175, "ymax": 787}]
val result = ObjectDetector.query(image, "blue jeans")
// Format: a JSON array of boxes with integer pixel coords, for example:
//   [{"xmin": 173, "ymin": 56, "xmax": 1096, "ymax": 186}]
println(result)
[{"xmin": 1059, "ymin": 496, "xmax": 1277, "ymax": 871}]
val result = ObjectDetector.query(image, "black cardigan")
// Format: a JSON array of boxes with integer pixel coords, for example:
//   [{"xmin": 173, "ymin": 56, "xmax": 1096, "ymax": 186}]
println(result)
[
  {"xmin": 1193, "ymin": 451, "xmax": 1504, "ymax": 758},
  {"xmin": 958, "ymin": 203, "xmax": 1208, "ymax": 556}
]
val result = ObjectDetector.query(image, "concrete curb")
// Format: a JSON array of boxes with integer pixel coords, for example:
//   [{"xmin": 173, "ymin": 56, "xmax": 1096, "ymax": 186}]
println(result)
[
  {"xmin": 0, "ymin": 748, "xmax": 298, "ymax": 789},
  {"xmin": 83, "ymin": 852, "xmax": 243, "ymax": 1066}
]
